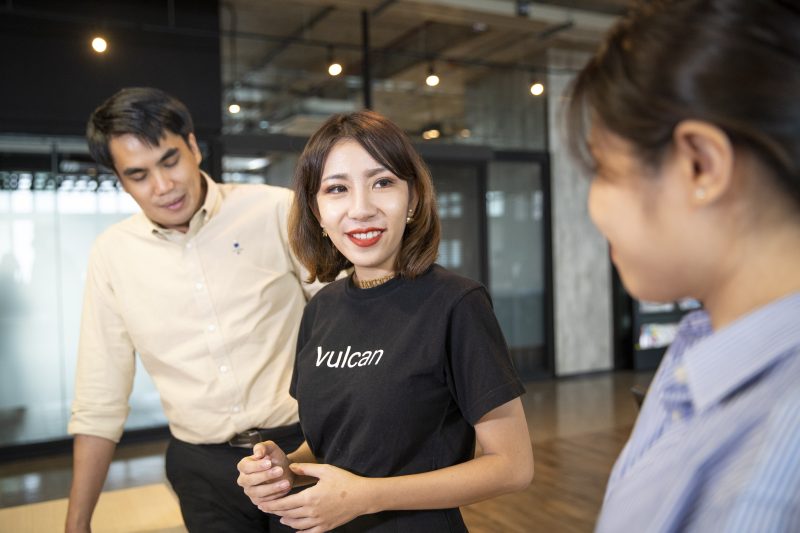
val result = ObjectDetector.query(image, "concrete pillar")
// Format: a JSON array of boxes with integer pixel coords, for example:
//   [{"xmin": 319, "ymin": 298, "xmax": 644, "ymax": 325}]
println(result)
[{"xmin": 547, "ymin": 48, "xmax": 613, "ymax": 375}]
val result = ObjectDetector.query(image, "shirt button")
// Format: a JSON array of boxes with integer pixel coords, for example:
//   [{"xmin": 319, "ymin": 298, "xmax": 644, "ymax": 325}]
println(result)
[
  {"xmin": 185, "ymin": 242, "xmax": 192, "ymax": 249},
  {"xmin": 207, "ymin": 324, "xmax": 216, "ymax": 332},
  {"xmin": 195, "ymin": 282, "xmax": 204, "ymax": 290},
  {"xmin": 674, "ymin": 366, "xmax": 688, "ymax": 384},
  {"xmin": 672, "ymin": 410, "xmax": 682, "ymax": 421},
  {"xmin": 232, "ymin": 405, "xmax": 241, "ymax": 413},
  {"xmin": 219, "ymin": 365, "xmax": 228, "ymax": 373}
]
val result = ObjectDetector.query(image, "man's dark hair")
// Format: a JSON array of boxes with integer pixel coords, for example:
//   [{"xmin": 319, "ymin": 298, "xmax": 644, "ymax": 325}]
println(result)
[{"xmin": 86, "ymin": 87, "xmax": 194, "ymax": 171}]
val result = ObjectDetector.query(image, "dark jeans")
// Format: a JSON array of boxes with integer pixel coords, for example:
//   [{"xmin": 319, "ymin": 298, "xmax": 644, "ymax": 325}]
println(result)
[{"xmin": 165, "ymin": 423, "xmax": 305, "ymax": 533}]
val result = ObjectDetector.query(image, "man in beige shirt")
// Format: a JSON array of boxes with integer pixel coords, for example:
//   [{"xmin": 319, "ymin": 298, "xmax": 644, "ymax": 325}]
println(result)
[{"xmin": 65, "ymin": 87, "xmax": 318, "ymax": 533}]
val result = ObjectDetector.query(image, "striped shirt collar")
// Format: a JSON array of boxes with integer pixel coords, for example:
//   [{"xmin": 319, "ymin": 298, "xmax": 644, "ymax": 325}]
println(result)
[{"xmin": 683, "ymin": 292, "xmax": 800, "ymax": 413}]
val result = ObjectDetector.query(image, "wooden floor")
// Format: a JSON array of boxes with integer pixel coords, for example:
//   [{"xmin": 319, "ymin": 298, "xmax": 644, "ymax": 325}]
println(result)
[
  {"xmin": 0, "ymin": 371, "xmax": 652, "ymax": 532},
  {"xmin": 0, "ymin": 484, "xmax": 186, "ymax": 533},
  {"xmin": 462, "ymin": 427, "xmax": 631, "ymax": 532}
]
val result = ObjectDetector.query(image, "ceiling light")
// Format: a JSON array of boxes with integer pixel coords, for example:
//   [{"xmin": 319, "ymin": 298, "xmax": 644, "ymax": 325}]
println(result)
[
  {"xmin": 426, "ymin": 63, "xmax": 440, "ymax": 87},
  {"xmin": 530, "ymin": 82, "xmax": 544, "ymax": 96},
  {"xmin": 422, "ymin": 129, "xmax": 441, "ymax": 140},
  {"xmin": 327, "ymin": 46, "xmax": 343, "ymax": 77},
  {"xmin": 91, "ymin": 37, "xmax": 107, "ymax": 53},
  {"xmin": 328, "ymin": 62, "xmax": 343, "ymax": 76},
  {"xmin": 228, "ymin": 103, "xmax": 241, "ymax": 114}
]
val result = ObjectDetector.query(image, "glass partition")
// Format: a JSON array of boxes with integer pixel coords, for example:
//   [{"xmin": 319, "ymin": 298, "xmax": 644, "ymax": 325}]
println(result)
[
  {"xmin": 428, "ymin": 162, "xmax": 483, "ymax": 282},
  {"xmin": 0, "ymin": 136, "xmax": 166, "ymax": 448},
  {"xmin": 486, "ymin": 160, "xmax": 549, "ymax": 378}
]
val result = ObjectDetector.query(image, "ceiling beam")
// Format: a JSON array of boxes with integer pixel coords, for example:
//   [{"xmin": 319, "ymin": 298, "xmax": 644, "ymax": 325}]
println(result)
[
  {"xmin": 398, "ymin": 0, "xmax": 616, "ymax": 33},
  {"xmin": 253, "ymin": 5, "xmax": 336, "ymax": 72}
]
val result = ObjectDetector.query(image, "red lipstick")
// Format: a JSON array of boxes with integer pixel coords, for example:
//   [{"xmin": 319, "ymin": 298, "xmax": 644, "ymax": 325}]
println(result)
[{"xmin": 345, "ymin": 227, "xmax": 384, "ymax": 247}]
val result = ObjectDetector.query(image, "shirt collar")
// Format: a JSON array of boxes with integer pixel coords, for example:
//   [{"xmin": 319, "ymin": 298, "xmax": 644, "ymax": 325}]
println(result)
[
  {"xmin": 684, "ymin": 292, "xmax": 800, "ymax": 413},
  {"xmin": 138, "ymin": 171, "xmax": 221, "ymax": 239}
]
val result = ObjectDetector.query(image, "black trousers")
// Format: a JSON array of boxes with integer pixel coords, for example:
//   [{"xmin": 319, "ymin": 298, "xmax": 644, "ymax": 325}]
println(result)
[{"xmin": 165, "ymin": 423, "xmax": 305, "ymax": 533}]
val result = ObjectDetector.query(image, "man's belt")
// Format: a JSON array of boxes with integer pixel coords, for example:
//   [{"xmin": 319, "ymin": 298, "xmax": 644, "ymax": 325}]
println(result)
[
  {"xmin": 227, "ymin": 423, "xmax": 302, "ymax": 448},
  {"xmin": 228, "ymin": 429, "xmax": 263, "ymax": 448}
]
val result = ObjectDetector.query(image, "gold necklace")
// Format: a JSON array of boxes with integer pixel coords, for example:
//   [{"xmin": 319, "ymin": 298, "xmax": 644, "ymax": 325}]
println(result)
[{"xmin": 354, "ymin": 272, "xmax": 396, "ymax": 289}]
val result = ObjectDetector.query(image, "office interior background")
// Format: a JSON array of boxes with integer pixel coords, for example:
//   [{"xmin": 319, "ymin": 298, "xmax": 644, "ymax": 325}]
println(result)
[{"xmin": 0, "ymin": 0, "xmax": 691, "ymax": 530}]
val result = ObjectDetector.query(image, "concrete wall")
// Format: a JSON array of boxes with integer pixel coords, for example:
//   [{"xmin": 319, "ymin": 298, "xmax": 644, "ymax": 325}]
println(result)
[{"xmin": 547, "ymin": 49, "xmax": 613, "ymax": 376}]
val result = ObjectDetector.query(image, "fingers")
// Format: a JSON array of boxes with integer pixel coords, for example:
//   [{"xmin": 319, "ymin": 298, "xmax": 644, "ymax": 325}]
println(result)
[
  {"xmin": 248, "ymin": 482, "xmax": 292, "ymax": 504},
  {"xmin": 238, "ymin": 440, "xmax": 289, "ymax": 477},
  {"xmin": 258, "ymin": 492, "xmax": 305, "ymax": 513},
  {"xmin": 270, "ymin": 506, "xmax": 308, "ymax": 520},
  {"xmin": 252, "ymin": 440, "xmax": 281, "ymax": 459},
  {"xmin": 280, "ymin": 516, "xmax": 320, "ymax": 531},
  {"xmin": 289, "ymin": 462, "xmax": 325, "ymax": 478},
  {"xmin": 250, "ymin": 442, "xmax": 267, "ymax": 459},
  {"xmin": 236, "ymin": 464, "xmax": 286, "ymax": 486},
  {"xmin": 238, "ymin": 456, "xmax": 276, "ymax": 475},
  {"xmin": 237, "ymin": 456, "xmax": 270, "ymax": 475}
]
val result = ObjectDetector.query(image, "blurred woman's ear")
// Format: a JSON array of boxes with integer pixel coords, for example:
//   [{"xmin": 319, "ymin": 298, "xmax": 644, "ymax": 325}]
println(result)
[{"xmin": 672, "ymin": 120, "xmax": 734, "ymax": 207}]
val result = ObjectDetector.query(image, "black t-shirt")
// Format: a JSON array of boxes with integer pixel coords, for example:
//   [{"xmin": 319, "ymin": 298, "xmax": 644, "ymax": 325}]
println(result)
[{"xmin": 290, "ymin": 265, "xmax": 525, "ymax": 532}]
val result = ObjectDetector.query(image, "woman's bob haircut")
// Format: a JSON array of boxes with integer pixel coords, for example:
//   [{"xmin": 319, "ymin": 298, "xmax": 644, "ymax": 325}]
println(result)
[{"xmin": 289, "ymin": 110, "xmax": 441, "ymax": 283}]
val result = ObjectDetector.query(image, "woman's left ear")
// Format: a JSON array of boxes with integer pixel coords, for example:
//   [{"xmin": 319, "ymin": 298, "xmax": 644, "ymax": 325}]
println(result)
[
  {"xmin": 672, "ymin": 120, "xmax": 734, "ymax": 206},
  {"xmin": 406, "ymin": 189, "xmax": 418, "ymax": 224}
]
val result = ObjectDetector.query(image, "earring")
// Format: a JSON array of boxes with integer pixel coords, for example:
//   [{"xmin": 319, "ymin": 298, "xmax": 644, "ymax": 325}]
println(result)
[
  {"xmin": 694, "ymin": 188, "xmax": 706, "ymax": 200},
  {"xmin": 406, "ymin": 208, "xmax": 414, "ymax": 224},
  {"xmin": 321, "ymin": 227, "xmax": 328, "ymax": 238}
]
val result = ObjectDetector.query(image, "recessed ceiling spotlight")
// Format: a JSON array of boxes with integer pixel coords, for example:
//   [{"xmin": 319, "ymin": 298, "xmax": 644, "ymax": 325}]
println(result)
[
  {"xmin": 328, "ymin": 62, "xmax": 343, "ymax": 76},
  {"xmin": 92, "ymin": 37, "xmax": 108, "ymax": 53}
]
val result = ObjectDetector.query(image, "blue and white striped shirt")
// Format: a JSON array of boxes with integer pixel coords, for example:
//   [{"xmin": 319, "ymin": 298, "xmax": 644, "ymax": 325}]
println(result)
[{"xmin": 596, "ymin": 292, "xmax": 800, "ymax": 533}]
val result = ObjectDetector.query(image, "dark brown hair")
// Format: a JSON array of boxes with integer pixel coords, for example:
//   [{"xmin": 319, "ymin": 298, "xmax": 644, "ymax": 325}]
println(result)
[
  {"xmin": 568, "ymin": 0, "xmax": 800, "ymax": 204},
  {"xmin": 87, "ymin": 87, "xmax": 194, "ymax": 172},
  {"xmin": 289, "ymin": 110, "xmax": 440, "ymax": 282}
]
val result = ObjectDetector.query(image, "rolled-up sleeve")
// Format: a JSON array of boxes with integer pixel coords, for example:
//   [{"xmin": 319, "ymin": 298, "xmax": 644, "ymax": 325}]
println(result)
[{"xmin": 67, "ymin": 241, "xmax": 135, "ymax": 443}]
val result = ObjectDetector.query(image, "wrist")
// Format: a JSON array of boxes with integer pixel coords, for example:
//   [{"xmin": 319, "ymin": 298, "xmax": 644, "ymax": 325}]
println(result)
[
  {"xmin": 360, "ymin": 477, "xmax": 383, "ymax": 515},
  {"xmin": 65, "ymin": 506, "xmax": 91, "ymax": 528},
  {"xmin": 65, "ymin": 517, "xmax": 90, "ymax": 533}
]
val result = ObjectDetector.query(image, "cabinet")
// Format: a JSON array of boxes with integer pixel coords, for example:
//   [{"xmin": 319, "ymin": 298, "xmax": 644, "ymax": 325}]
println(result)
[{"xmin": 632, "ymin": 299, "xmax": 702, "ymax": 370}]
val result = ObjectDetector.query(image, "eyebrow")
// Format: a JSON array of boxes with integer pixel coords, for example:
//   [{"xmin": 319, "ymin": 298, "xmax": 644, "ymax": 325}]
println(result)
[
  {"xmin": 321, "ymin": 166, "xmax": 387, "ymax": 182},
  {"xmin": 121, "ymin": 147, "xmax": 179, "ymax": 177}
]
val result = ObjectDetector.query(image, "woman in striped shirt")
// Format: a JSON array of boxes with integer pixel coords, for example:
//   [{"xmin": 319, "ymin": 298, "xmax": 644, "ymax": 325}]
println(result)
[{"xmin": 567, "ymin": 0, "xmax": 800, "ymax": 531}]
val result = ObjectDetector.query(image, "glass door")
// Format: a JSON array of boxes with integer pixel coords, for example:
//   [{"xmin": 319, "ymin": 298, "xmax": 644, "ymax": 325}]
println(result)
[
  {"xmin": 427, "ymin": 162, "xmax": 483, "ymax": 282},
  {"xmin": 427, "ymin": 155, "xmax": 552, "ymax": 380},
  {"xmin": 486, "ymin": 159, "xmax": 550, "ymax": 379}
]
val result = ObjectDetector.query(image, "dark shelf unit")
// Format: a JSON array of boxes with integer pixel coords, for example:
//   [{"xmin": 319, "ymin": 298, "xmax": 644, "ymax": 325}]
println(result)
[
  {"xmin": 612, "ymin": 265, "xmax": 702, "ymax": 371},
  {"xmin": 632, "ymin": 302, "xmax": 701, "ymax": 370}
]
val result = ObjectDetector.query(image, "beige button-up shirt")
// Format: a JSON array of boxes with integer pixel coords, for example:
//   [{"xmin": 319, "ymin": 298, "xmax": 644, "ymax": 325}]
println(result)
[{"xmin": 68, "ymin": 175, "xmax": 320, "ymax": 444}]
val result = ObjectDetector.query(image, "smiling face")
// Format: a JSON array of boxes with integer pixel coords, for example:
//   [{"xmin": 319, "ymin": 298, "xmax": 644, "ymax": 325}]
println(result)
[
  {"xmin": 109, "ymin": 131, "xmax": 205, "ymax": 233},
  {"xmin": 316, "ymin": 139, "xmax": 415, "ymax": 281}
]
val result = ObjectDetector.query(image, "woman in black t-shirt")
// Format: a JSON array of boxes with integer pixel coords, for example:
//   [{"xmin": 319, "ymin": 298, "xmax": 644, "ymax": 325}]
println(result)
[{"xmin": 237, "ymin": 110, "xmax": 533, "ymax": 532}]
